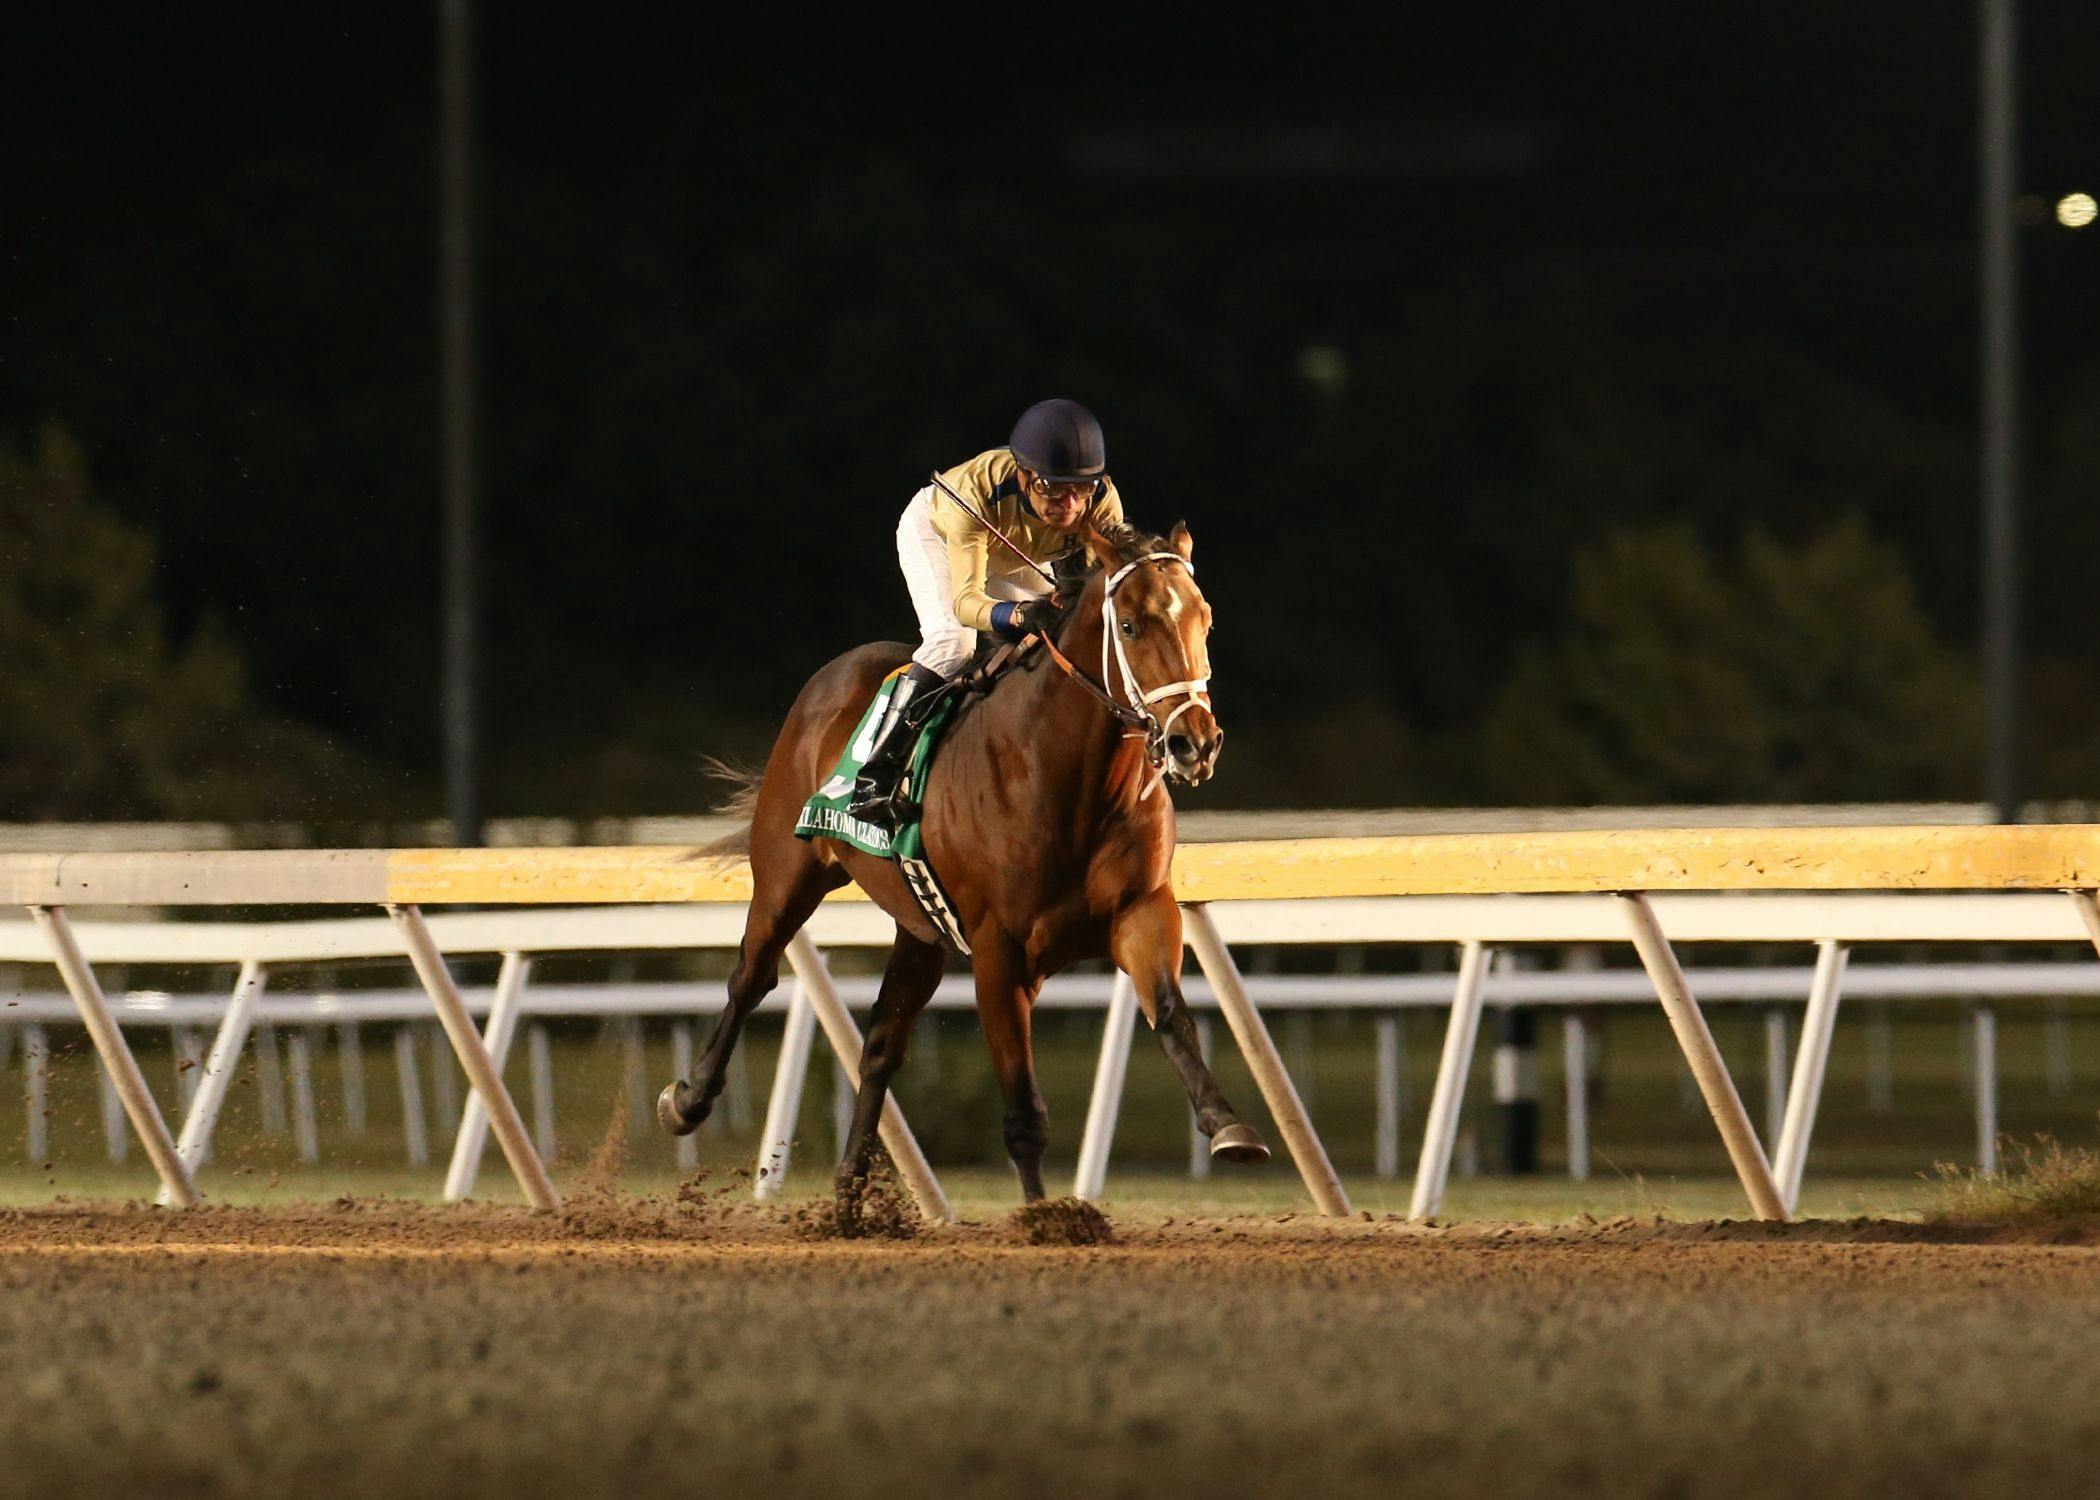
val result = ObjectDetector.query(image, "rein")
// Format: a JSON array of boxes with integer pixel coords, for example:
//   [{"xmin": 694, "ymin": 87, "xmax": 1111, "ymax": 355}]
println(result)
[{"xmin": 1033, "ymin": 631, "xmax": 1151, "ymax": 732}]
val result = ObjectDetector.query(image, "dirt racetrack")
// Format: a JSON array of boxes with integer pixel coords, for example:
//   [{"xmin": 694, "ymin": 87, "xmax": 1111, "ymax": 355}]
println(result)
[{"xmin": 4, "ymin": 1193, "xmax": 2100, "ymax": 1499}]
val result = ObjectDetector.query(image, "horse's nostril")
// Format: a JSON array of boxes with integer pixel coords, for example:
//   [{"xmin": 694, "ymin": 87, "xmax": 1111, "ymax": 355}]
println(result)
[{"xmin": 1168, "ymin": 734, "xmax": 1198, "ymax": 762}]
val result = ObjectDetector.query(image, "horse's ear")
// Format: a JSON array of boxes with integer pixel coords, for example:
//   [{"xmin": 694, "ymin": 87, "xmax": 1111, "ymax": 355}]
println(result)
[
  {"xmin": 1083, "ymin": 528, "xmax": 1122, "ymax": 569},
  {"xmin": 1169, "ymin": 522, "xmax": 1194, "ymax": 563}
]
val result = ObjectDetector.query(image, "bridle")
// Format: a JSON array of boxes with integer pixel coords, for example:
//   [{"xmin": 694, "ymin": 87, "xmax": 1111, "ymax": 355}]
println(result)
[
  {"xmin": 1033, "ymin": 553, "xmax": 1212, "ymax": 797},
  {"xmin": 1102, "ymin": 553, "xmax": 1211, "ymax": 759}
]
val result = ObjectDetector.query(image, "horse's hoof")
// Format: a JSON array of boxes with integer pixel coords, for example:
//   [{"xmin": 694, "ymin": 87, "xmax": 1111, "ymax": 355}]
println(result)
[
  {"xmin": 1209, "ymin": 1123, "xmax": 1270, "ymax": 1165},
  {"xmin": 657, "ymin": 1082, "xmax": 701, "ymax": 1138}
]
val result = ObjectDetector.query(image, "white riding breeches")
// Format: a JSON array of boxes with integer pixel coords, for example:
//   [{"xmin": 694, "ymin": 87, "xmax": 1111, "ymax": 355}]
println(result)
[{"xmin": 896, "ymin": 486, "xmax": 1049, "ymax": 674}]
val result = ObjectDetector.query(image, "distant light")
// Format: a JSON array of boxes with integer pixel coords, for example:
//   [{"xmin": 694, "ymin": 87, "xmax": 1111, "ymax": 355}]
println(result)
[
  {"xmin": 1296, "ymin": 344, "xmax": 1349, "ymax": 395},
  {"xmin": 2058, "ymin": 193, "xmax": 2097, "ymax": 229}
]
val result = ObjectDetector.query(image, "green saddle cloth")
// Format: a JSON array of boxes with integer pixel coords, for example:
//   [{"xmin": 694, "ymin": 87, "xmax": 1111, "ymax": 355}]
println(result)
[{"xmin": 793, "ymin": 668, "xmax": 958, "ymax": 860}]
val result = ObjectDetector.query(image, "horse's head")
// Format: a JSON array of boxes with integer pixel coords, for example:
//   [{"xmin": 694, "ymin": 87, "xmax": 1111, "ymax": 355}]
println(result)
[{"xmin": 1078, "ymin": 522, "xmax": 1221, "ymax": 785}]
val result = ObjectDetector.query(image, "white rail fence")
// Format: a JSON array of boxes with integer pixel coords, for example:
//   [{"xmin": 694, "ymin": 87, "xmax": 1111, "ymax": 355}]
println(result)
[
  {"xmin": 7, "ymin": 890, "xmax": 2100, "ymax": 1218},
  {"xmin": 2, "ymin": 960, "xmax": 2066, "ymax": 1185}
]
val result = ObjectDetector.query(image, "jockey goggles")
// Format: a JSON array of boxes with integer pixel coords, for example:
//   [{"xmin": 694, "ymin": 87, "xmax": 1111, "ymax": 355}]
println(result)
[{"xmin": 1027, "ymin": 475, "xmax": 1102, "ymax": 503}]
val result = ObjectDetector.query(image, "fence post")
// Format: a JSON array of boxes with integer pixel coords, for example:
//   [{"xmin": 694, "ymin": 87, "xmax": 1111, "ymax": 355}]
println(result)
[
  {"xmin": 1183, "ymin": 904, "xmax": 1351, "ymax": 1217},
  {"xmin": 254, "ymin": 1022, "xmax": 288, "ymax": 1135},
  {"xmin": 388, "ymin": 905, "xmax": 561, "ymax": 1211},
  {"xmin": 159, "ymin": 959, "xmax": 269, "ymax": 1205},
  {"xmin": 830, "ymin": 1051, "xmax": 854, "ymax": 1168},
  {"xmin": 395, "ymin": 1025, "xmax": 430, "ymax": 1167},
  {"xmin": 528, "ymin": 1023, "xmax": 557, "ymax": 1162},
  {"xmin": 1618, "ymin": 893, "xmax": 1787, "ymax": 1222},
  {"xmin": 1563, "ymin": 1012, "xmax": 1591, "ymax": 1183},
  {"xmin": 287, "ymin": 1030, "xmax": 320, "ymax": 1163},
  {"xmin": 1410, "ymin": 941, "xmax": 1492, "ymax": 1220},
  {"xmin": 29, "ymin": 906, "xmax": 197, "ymax": 1207},
  {"xmin": 338, "ymin": 1022, "xmax": 367, "ymax": 1137},
  {"xmin": 1073, "ymin": 972, "xmax": 1138, "ymax": 1201},
  {"xmin": 754, "ymin": 984, "xmax": 815, "ymax": 1200},
  {"xmin": 442, "ymin": 952, "xmax": 532, "ymax": 1202},
  {"xmin": 22, "ymin": 1021, "xmax": 48, "ymax": 1166},
  {"xmin": 1374, "ymin": 1012, "xmax": 1404, "ymax": 1180},
  {"xmin": 1494, "ymin": 1005, "xmax": 1539, "ymax": 1174},
  {"xmin": 1974, "ymin": 1004, "xmax": 1999, "ymax": 1174},
  {"xmin": 172, "ymin": 1027, "xmax": 204, "ymax": 1115},
  {"xmin": 1772, "ymin": 940, "xmax": 1846, "ymax": 1215},
  {"xmin": 1761, "ymin": 1007, "xmax": 1790, "ymax": 1147}
]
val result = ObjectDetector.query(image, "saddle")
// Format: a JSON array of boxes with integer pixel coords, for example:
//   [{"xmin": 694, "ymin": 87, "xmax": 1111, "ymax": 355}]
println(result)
[{"xmin": 790, "ymin": 662, "xmax": 976, "ymax": 953}]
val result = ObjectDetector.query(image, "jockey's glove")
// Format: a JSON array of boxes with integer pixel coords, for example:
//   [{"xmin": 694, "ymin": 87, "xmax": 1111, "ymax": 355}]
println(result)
[
  {"xmin": 991, "ymin": 598, "xmax": 1062, "ymax": 642},
  {"xmin": 1013, "ymin": 598, "xmax": 1063, "ymax": 640}
]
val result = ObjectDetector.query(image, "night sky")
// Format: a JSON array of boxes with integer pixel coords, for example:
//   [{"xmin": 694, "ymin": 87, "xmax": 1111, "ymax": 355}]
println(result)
[{"xmin": 8, "ymin": 7, "xmax": 2099, "ymax": 815}]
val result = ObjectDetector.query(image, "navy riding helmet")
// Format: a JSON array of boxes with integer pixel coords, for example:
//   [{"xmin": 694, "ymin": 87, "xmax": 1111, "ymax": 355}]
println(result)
[{"xmin": 1008, "ymin": 399, "xmax": 1107, "ymax": 484}]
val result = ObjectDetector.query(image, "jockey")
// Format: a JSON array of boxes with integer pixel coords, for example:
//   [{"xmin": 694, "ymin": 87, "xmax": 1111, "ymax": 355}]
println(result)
[{"xmin": 848, "ymin": 398, "xmax": 1126, "ymax": 826}]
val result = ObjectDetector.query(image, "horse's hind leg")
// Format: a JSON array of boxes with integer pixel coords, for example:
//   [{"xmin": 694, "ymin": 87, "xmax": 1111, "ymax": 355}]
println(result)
[
  {"xmin": 1113, "ymin": 891, "xmax": 1271, "ymax": 1165},
  {"xmin": 658, "ymin": 853, "xmax": 842, "ymax": 1137},
  {"xmin": 833, "ymin": 927, "xmax": 948, "ymax": 1214}
]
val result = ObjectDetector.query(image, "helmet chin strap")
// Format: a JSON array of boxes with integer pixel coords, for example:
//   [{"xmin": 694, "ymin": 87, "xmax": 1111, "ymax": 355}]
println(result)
[{"xmin": 1100, "ymin": 553, "xmax": 1211, "ymax": 799}]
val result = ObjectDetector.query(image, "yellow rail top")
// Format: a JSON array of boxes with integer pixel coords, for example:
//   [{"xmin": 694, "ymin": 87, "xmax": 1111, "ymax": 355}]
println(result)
[
  {"xmin": 2, "ymin": 825, "xmax": 2098, "ymax": 905},
  {"xmin": 387, "ymin": 826, "xmax": 2100, "ymax": 905}
]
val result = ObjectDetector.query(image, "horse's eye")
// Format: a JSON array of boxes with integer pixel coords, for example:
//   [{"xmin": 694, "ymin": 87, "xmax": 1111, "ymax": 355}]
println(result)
[{"xmin": 1120, "ymin": 618, "xmax": 1137, "ymax": 637}]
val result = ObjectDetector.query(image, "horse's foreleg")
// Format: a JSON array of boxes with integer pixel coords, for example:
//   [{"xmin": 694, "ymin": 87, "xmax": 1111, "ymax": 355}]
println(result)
[
  {"xmin": 834, "ymin": 928, "xmax": 947, "ymax": 1202},
  {"xmin": 1112, "ymin": 892, "xmax": 1271, "ymax": 1165},
  {"xmin": 660, "ymin": 860, "xmax": 837, "ymax": 1138},
  {"xmin": 973, "ymin": 940, "xmax": 1050, "ymax": 1202}
]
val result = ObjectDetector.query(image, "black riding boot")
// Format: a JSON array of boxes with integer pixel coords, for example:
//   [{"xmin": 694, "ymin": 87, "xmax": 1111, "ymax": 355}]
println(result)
[{"xmin": 847, "ymin": 665, "xmax": 943, "ymax": 827}]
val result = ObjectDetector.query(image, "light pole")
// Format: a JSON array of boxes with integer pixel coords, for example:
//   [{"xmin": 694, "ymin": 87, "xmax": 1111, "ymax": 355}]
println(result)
[
  {"xmin": 1979, "ymin": 0, "xmax": 2021, "ymax": 824},
  {"xmin": 439, "ymin": 0, "xmax": 482, "ymax": 845}
]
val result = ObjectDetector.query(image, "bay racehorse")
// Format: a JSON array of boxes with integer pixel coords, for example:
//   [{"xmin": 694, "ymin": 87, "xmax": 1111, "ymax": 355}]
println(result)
[{"xmin": 658, "ymin": 522, "xmax": 1269, "ymax": 1209}]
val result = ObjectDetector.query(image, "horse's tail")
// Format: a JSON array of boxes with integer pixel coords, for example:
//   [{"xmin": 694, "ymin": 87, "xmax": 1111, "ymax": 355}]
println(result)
[{"xmin": 695, "ymin": 756, "xmax": 764, "ymax": 861}]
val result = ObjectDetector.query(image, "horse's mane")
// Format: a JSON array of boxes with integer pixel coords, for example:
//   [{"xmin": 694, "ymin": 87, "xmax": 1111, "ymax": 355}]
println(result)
[{"xmin": 1047, "ymin": 524, "xmax": 1174, "ymax": 641}]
